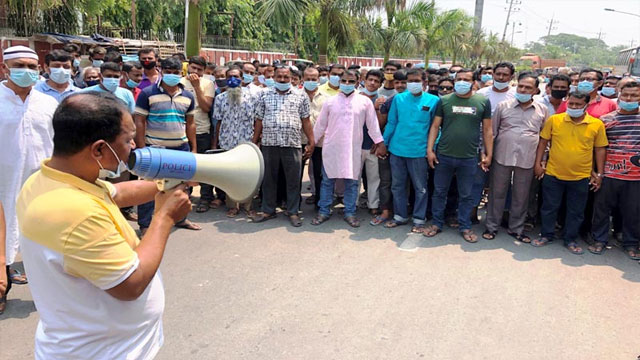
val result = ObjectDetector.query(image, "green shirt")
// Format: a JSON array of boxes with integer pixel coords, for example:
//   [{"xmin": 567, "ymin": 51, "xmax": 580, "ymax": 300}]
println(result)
[{"xmin": 435, "ymin": 93, "xmax": 491, "ymax": 159}]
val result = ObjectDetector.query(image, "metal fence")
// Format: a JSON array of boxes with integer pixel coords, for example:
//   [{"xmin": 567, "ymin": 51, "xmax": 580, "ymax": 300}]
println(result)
[{"xmin": 201, "ymin": 35, "xmax": 295, "ymax": 53}]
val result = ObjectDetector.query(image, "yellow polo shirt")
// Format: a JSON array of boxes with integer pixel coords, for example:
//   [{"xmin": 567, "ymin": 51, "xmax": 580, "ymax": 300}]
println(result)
[
  {"xmin": 17, "ymin": 160, "xmax": 140, "ymax": 288},
  {"xmin": 540, "ymin": 113, "xmax": 608, "ymax": 181},
  {"xmin": 318, "ymin": 82, "xmax": 339, "ymax": 97}
]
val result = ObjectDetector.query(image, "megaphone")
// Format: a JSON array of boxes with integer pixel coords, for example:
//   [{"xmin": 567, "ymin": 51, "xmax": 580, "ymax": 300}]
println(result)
[{"xmin": 128, "ymin": 143, "xmax": 264, "ymax": 203}]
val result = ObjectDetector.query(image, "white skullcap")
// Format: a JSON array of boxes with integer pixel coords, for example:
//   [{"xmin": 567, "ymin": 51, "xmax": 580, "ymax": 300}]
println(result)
[{"xmin": 3, "ymin": 45, "xmax": 38, "ymax": 61}]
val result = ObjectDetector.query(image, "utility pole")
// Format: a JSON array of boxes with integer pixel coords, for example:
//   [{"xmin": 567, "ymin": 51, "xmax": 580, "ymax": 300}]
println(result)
[
  {"xmin": 510, "ymin": 21, "xmax": 522, "ymax": 46},
  {"xmin": 474, "ymin": 0, "xmax": 484, "ymax": 32},
  {"xmin": 502, "ymin": 0, "xmax": 520, "ymax": 42},
  {"xmin": 596, "ymin": 28, "xmax": 606, "ymax": 41},
  {"xmin": 546, "ymin": 14, "xmax": 558, "ymax": 37}
]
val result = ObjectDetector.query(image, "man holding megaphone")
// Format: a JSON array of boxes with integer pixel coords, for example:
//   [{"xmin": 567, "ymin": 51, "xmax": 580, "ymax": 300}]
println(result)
[{"xmin": 16, "ymin": 93, "xmax": 190, "ymax": 359}]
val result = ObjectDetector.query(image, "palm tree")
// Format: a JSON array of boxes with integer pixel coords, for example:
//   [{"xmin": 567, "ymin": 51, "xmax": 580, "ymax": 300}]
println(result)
[
  {"xmin": 411, "ymin": 1, "xmax": 467, "ymax": 65},
  {"xmin": 365, "ymin": 5, "xmax": 422, "ymax": 62}
]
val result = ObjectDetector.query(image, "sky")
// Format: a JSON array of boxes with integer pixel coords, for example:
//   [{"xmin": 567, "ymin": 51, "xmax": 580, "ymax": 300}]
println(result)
[{"xmin": 411, "ymin": 0, "xmax": 640, "ymax": 49}]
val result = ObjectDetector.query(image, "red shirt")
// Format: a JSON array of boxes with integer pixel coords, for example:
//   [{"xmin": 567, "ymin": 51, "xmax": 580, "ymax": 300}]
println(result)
[
  {"xmin": 119, "ymin": 83, "xmax": 141, "ymax": 101},
  {"xmin": 600, "ymin": 111, "xmax": 640, "ymax": 181},
  {"xmin": 556, "ymin": 95, "xmax": 617, "ymax": 119}
]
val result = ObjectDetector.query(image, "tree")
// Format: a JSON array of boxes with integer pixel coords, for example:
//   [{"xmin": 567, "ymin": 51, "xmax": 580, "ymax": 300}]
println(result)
[
  {"xmin": 365, "ymin": 6, "xmax": 421, "ymax": 62},
  {"xmin": 411, "ymin": 1, "xmax": 468, "ymax": 65}
]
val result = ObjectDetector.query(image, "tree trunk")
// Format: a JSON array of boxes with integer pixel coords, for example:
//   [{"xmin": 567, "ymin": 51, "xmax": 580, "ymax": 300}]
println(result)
[
  {"xmin": 131, "ymin": 0, "xmax": 136, "ymax": 29},
  {"xmin": 424, "ymin": 48, "xmax": 430, "ymax": 66},
  {"xmin": 318, "ymin": 16, "xmax": 329, "ymax": 65},
  {"xmin": 185, "ymin": 0, "xmax": 201, "ymax": 57}
]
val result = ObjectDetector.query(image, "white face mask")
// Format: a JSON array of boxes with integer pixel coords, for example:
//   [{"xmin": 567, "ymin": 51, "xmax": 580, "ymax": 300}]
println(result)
[{"xmin": 96, "ymin": 142, "xmax": 128, "ymax": 179}]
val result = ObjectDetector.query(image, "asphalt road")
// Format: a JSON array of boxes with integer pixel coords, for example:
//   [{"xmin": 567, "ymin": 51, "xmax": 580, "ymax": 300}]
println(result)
[{"xmin": 2, "ymin": 184, "xmax": 640, "ymax": 359}]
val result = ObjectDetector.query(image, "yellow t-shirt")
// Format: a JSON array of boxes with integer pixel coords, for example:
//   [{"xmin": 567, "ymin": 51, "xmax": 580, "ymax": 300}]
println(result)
[
  {"xmin": 318, "ymin": 82, "xmax": 339, "ymax": 97},
  {"xmin": 540, "ymin": 113, "xmax": 608, "ymax": 181},
  {"xmin": 180, "ymin": 76, "xmax": 215, "ymax": 134}
]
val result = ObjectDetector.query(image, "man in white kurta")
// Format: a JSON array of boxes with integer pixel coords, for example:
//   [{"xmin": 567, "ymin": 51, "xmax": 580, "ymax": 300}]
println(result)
[
  {"xmin": 311, "ymin": 71, "xmax": 387, "ymax": 227},
  {"xmin": 0, "ymin": 46, "xmax": 57, "ymax": 277}
]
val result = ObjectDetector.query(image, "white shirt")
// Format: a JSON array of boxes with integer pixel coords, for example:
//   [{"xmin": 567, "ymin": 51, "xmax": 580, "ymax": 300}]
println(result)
[
  {"xmin": 477, "ymin": 86, "xmax": 516, "ymax": 115},
  {"xmin": 0, "ymin": 82, "xmax": 56, "ymax": 264},
  {"xmin": 244, "ymin": 82, "xmax": 264, "ymax": 98}
]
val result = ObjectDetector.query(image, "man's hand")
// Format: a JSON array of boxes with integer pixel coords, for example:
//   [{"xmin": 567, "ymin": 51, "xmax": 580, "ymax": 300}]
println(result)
[
  {"xmin": 187, "ymin": 73, "xmax": 200, "ymax": 88},
  {"xmin": 534, "ymin": 163, "xmax": 546, "ymax": 180},
  {"xmin": 374, "ymin": 96, "xmax": 386, "ymax": 110},
  {"xmin": 374, "ymin": 142, "xmax": 388, "ymax": 159},
  {"xmin": 480, "ymin": 154, "xmax": 491, "ymax": 172},
  {"xmin": 427, "ymin": 150, "xmax": 439, "ymax": 169},
  {"xmin": 303, "ymin": 143, "xmax": 315, "ymax": 160},
  {"xmin": 154, "ymin": 184, "xmax": 192, "ymax": 224},
  {"xmin": 589, "ymin": 172, "xmax": 603, "ymax": 192}
]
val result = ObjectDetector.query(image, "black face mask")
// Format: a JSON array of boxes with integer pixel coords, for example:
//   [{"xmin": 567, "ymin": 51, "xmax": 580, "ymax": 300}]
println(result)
[
  {"xmin": 141, "ymin": 60, "xmax": 156, "ymax": 70},
  {"xmin": 86, "ymin": 80, "xmax": 100, "ymax": 87},
  {"xmin": 215, "ymin": 79, "xmax": 227, "ymax": 88},
  {"xmin": 551, "ymin": 89, "xmax": 568, "ymax": 99},
  {"xmin": 428, "ymin": 89, "xmax": 439, "ymax": 96}
]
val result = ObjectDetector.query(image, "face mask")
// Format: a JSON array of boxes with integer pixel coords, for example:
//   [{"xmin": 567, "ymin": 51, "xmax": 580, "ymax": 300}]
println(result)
[
  {"xmin": 102, "ymin": 77, "xmax": 120, "ymax": 92},
  {"xmin": 242, "ymin": 73, "xmax": 254, "ymax": 84},
  {"xmin": 329, "ymin": 75, "xmax": 340, "ymax": 87},
  {"xmin": 86, "ymin": 79, "xmax": 100, "ymax": 87},
  {"xmin": 360, "ymin": 87, "xmax": 377, "ymax": 96},
  {"xmin": 619, "ymin": 100, "xmax": 639, "ymax": 111},
  {"xmin": 265, "ymin": 78, "xmax": 276, "ymax": 88},
  {"xmin": 258, "ymin": 75, "xmax": 266, "ymax": 85},
  {"xmin": 600, "ymin": 87, "xmax": 616, "ymax": 97},
  {"xmin": 339, "ymin": 83, "xmax": 355, "ymax": 94},
  {"xmin": 49, "ymin": 67, "xmax": 71, "ymax": 85},
  {"xmin": 428, "ymin": 89, "xmax": 439, "ymax": 96},
  {"xmin": 274, "ymin": 81, "xmax": 291, "ymax": 92},
  {"xmin": 515, "ymin": 92, "xmax": 532, "ymax": 103},
  {"xmin": 567, "ymin": 107, "xmax": 586, "ymax": 118},
  {"xmin": 481, "ymin": 74, "xmax": 492, "ymax": 83},
  {"xmin": 227, "ymin": 77, "xmax": 241, "ymax": 88},
  {"xmin": 570, "ymin": 85, "xmax": 577, "ymax": 93},
  {"xmin": 407, "ymin": 82, "xmax": 423, "ymax": 95},
  {"xmin": 319, "ymin": 76, "xmax": 328, "ymax": 85},
  {"xmin": 449, "ymin": 72, "xmax": 456, "ymax": 79},
  {"xmin": 141, "ymin": 60, "xmax": 156, "ymax": 70},
  {"xmin": 9, "ymin": 68, "xmax": 39, "ymax": 88},
  {"xmin": 126, "ymin": 78, "xmax": 140, "ymax": 88},
  {"xmin": 493, "ymin": 80, "xmax": 509, "ymax": 90},
  {"xmin": 92, "ymin": 60, "xmax": 104, "ymax": 67},
  {"xmin": 454, "ymin": 81, "xmax": 472, "ymax": 95},
  {"xmin": 97, "ymin": 142, "xmax": 128, "ymax": 179},
  {"xmin": 543, "ymin": 78, "xmax": 550, "ymax": 83},
  {"xmin": 214, "ymin": 79, "xmax": 226, "ymax": 88},
  {"xmin": 577, "ymin": 80, "xmax": 594, "ymax": 94},
  {"xmin": 162, "ymin": 74, "xmax": 181, "ymax": 87},
  {"xmin": 551, "ymin": 89, "xmax": 568, "ymax": 99},
  {"xmin": 303, "ymin": 81, "xmax": 319, "ymax": 91},
  {"xmin": 384, "ymin": 73, "xmax": 394, "ymax": 81},
  {"xmin": 73, "ymin": 58, "xmax": 80, "ymax": 68}
]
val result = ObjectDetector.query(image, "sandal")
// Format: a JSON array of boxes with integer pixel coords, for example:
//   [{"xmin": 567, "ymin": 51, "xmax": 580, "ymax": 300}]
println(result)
[
  {"xmin": 344, "ymin": 216, "xmax": 360, "ymax": 228},
  {"xmin": 175, "ymin": 219, "xmax": 202, "ymax": 231},
  {"xmin": 531, "ymin": 237, "xmax": 552, "ymax": 247},
  {"xmin": 196, "ymin": 200, "xmax": 210, "ymax": 213},
  {"xmin": 226, "ymin": 208, "xmax": 240, "ymax": 218},
  {"xmin": 0, "ymin": 295, "xmax": 6, "ymax": 314},
  {"xmin": 370, "ymin": 215, "xmax": 389, "ymax": 226},
  {"xmin": 507, "ymin": 231, "xmax": 531, "ymax": 243},
  {"xmin": 565, "ymin": 242, "xmax": 584, "ymax": 255},
  {"xmin": 411, "ymin": 224, "xmax": 425, "ymax": 233},
  {"xmin": 423, "ymin": 225, "xmax": 442, "ymax": 238},
  {"xmin": 9, "ymin": 268, "xmax": 27, "ymax": 285},
  {"xmin": 210, "ymin": 199, "xmax": 224, "ymax": 209},
  {"xmin": 384, "ymin": 219, "xmax": 408, "ymax": 228},
  {"xmin": 305, "ymin": 195, "xmax": 316, "ymax": 204},
  {"xmin": 588, "ymin": 241, "xmax": 607, "ymax": 255},
  {"xmin": 482, "ymin": 229, "xmax": 497, "ymax": 240},
  {"xmin": 461, "ymin": 229, "xmax": 478, "ymax": 243},
  {"xmin": 289, "ymin": 214, "xmax": 303, "ymax": 227},
  {"xmin": 251, "ymin": 212, "xmax": 277, "ymax": 223},
  {"xmin": 311, "ymin": 214, "xmax": 331, "ymax": 226},
  {"xmin": 623, "ymin": 247, "xmax": 640, "ymax": 260},
  {"xmin": 446, "ymin": 217, "xmax": 459, "ymax": 229}
]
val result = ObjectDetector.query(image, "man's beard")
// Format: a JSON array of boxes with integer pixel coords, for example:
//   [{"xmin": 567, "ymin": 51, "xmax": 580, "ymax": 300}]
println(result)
[{"xmin": 228, "ymin": 87, "xmax": 242, "ymax": 105}]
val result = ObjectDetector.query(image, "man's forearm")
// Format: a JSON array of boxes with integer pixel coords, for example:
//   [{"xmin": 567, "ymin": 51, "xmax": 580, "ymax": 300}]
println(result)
[
  {"xmin": 482, "ymin": 120, "xmax": 494, "ymax": 157},
  {"xmin": 134, "ymin": 115, "xmax": 147, "ymax": 148},
  {"xmin": 252, "ymin": 119, "xmax": 263, "ymax": 144},
  {"xmin": 535, "ymin": 139, "xmax": 548, "ymax": 165},
  {"xmin": 113, "ymin": 180, "xmax": 158, "ymax": 208},
  {"xmin": 186, "ymin": 121, "xmax": 197, "ymax": 152},
  {"xmin": 595, "ymin": 147, "xmax": 606, "ymax": 174},
  {"xmin": 302, "ymin": 118, "xmax": 314, "ymax": 146}
]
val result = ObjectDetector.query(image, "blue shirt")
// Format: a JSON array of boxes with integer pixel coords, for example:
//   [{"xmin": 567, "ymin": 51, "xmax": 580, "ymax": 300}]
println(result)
[
  {"xmin": 34, "ymin": 80, "xmax": 79, "ymax": 103},
  {"xmin": 383, "ymin": 91, "xmax": 439, "ymax": 158},
  {"xmin": 82, "ymin": 85, "xmax": 136, "ymax": 114}
]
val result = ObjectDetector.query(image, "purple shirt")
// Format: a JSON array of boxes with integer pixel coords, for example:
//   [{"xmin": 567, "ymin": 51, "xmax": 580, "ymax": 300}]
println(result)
[{"xmin": 137, "ymin": 71, "xmax": 161, "ymax": 91}]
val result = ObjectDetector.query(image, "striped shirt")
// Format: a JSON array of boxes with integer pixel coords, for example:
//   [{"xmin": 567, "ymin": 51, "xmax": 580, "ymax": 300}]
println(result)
[
  {"xmin": 135, "ymin": 84, "xmax": 195, "ymax": 147},
  {"xmin": 601, "ymin": 111, "xmax": 640, "ymax": 181}
]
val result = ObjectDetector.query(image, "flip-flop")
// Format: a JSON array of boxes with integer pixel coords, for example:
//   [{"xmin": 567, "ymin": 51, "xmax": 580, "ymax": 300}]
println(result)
[
  {"xmin": 344, "ymin": 216, "xmax": 360, "ymax": 228},
  {"xmin": 565, "ymin": 242, "xmax": 584, "ymax": 255},
  {"xmin": 311, "ymin": 214, "xmax": 331, "ymax": 226},
  {"xmin": 507, "ymin": 231, "xmax": 531, "ymax": 243},
  {"xmin": 384, "ymin": 219, "xmax": 408, "ymax": 228},
  {"xmin": 9, "ymin": 268, "xmax": 27, "ymax": 285},
  {"xmin": 369, "ymin": 215, "xmax": 389, "ymax": 226},
  {"xmin": 423, "ymin": 225, "xmax": 442, "ymax": 238},
  {"xmin": 482, "ymin": 229, "xmax": 497, "ymax": 240},
  {"xmin": 461, "ymin": 229, "xmax": 478, "ymax": 243},
  {"xmin": 196, "ymin": 201, "xmax": 210, "ymax": 213},
  {"xmin": 251, "ymin": 213, "xmax": 277, "ymax": 223},
  {"xmin": 623, "ymin": 247, "xmax": 640, "ymax": 260},
  {"xmin": 175, "ymin": 220, "xmax": 202, "ymax": 231},
  {"xmin": 588, "ymin": 241, "xmax": 607, "ymax": 255},
  {"xmin": 411, "ymin": 224, "xmax": 425, "ymax": 233},
  {"xmin": 289, "ymin": 215, "xmax": 303, "ymax": 227},
  {"xmin": 226, "ymin": 208, "xmax": 240, "ymax": 218},
  {"xmin": 531, "ymin": 237, "xmax": 552, "ymax": 247}
]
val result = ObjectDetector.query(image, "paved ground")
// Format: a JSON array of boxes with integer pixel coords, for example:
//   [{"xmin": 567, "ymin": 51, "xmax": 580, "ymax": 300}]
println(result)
[{"xmin": 2, "ymin": 184, "xmax": 640, "ymax": 359}]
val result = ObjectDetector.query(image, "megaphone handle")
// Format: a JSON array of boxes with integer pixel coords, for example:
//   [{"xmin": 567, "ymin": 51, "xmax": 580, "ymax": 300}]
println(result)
[{"xmin": 155, "ymin": 179, "xmax": 185, "ymax": 191}]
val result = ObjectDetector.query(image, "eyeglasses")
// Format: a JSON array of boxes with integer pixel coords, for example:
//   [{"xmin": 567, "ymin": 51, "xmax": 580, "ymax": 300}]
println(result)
[{"xmin": 439, "ymin": 86, "xmax": 453, "ymax": 91}]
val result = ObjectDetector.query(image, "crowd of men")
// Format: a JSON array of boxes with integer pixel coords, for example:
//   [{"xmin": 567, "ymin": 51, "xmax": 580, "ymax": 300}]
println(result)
[{"xmin": 0, "ymin": 42, "xmax": 639, "ymax": 357}]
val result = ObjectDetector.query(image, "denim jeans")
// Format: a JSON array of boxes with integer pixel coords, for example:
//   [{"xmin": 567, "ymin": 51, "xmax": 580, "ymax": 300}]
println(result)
[
  {"xmin": 138, "ymin": 142, "xmax": 191, "ymax": 229},
  {"xmin": 390, "ymin": 154, "xmax": 428, "ymax": 225},
  {"xmin": 318, "ymin": 167, "xmax": 359, "ymax": 218},
  {"xmin": 540, "ymin": 175, "xmax": 589, "ymax": 244},
  {"xmin": 431, "ymin": 154, "xmax": 477, "ymax": 231},
  {"xmin": 196, "ymin": 133, "xmax": 215, "ymax": 202}
]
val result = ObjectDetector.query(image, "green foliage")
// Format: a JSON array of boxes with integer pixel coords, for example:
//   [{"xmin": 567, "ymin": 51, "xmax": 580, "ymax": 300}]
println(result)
[{"xmin": 525, "ymin": 33, "xmax": 621, "ymax": 68}]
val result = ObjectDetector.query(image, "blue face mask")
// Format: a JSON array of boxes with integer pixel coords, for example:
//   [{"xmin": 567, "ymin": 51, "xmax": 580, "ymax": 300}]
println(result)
[
  {"xmin": 97, "ymin": 142, "xmax": 128, "ymax": 180},
  {"xmin": 493, "ymin": 80, "xmax": 509, "ymax": 90},
  {"xmin": 319, "ymin": 76, "xmax": 328, "ymax": 85},
  {"xmin": 303, "ymin": 81, "xmax": 319, "ymax": 91},
  {"xmin": 449, "ymin": 72, "xmax": 456, "ymax": 79},
  {"xmin": 454, "ymin": 81, "xmax": 472, "ymax": 95},
  {"xmin": 600, "ymin": 87, "xmax": 616, "ymax": 97},
  {"xmin": 102, "ymin": 77, "xmax": 120, "ymax": 92},
  {"xmin": 274, "ymin": 81, "xmax": 291, "ymax": 92},
  {"xmin": 242, "ymin": 73, "xmax": 254, "ymax": 84},
  {"xmin": 49, "ymin": 67, "xmax": 71, "ymax": 85},
  {"xmin": 570, "ymin": 85, "xmax": 577, "ymax": 93},
  {"xmin": 515, "ymin": 92, "xmax": 532, "ymax": 103},
  {"xmin": 162, "ymin": 73, "xmax": 181, "ymax": 87},
  {"xmin": 227, "ymin": 77, "xmax": 242, "ymax": 88},
  {"xmin": 126, "ymin": 78, "xmax": 140, "ymax": 88},
  {"xmin": 329, "ymin": 75, "xmax": 340, "ymax": 87},
  {"xmin": 339, "ymin": 83, "xmax": 355, "ymax": 94},
  {"xmin": 407, "ymin": 82, "xmax": 423, "ymax": 95},
  {"xmin": 360, "ymin": 87, "xmax": 377, "ymax": 96},
  {"xmin": 577, "ymin": 80, "xmax": 594, "ymax": 94},
  {"xmin": 73, "ymin": 58, "xmax": 80, "ymax": 68},
  {"xmin": 92, "ymin": 60, "xmax": 104, "ymax": 67},
  {"xmin": 258, "ymin": 75, "xmax": 266, "ymax": 85},
  {"xmin": 619, "ymin": 100, "xmax": 639, "ymax": 111},
  {"xmin": 265, "ymin": 78, "xmax": 276, "ymax": 88},
  {"xmin": 481, "ymin": 74, "xmax": 492, "ymax": 83},
  {"xmin": 567, "ymin": 107, "xmax": 586, "ymax": 118},
  {"xmin": 9, "ymin": 68, "xmax": 39, "ymax": 88}
]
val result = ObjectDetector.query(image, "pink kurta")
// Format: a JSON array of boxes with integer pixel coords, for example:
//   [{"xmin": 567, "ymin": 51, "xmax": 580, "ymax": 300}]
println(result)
[{"xmin": 313, "ymin": 92, "xmax": 383, "ymax": 180}]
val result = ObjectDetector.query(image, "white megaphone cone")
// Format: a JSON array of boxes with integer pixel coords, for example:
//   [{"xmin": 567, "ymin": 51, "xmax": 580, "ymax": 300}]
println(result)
[{"xmin": 128, "ymin": 143, "xmax": 264, "ymax": 203}]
